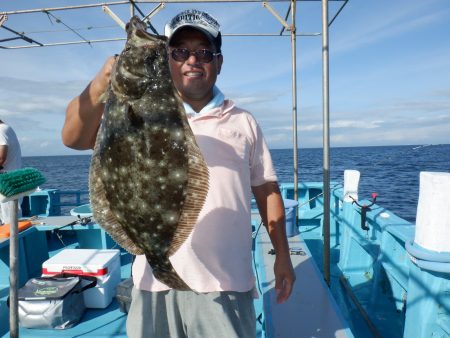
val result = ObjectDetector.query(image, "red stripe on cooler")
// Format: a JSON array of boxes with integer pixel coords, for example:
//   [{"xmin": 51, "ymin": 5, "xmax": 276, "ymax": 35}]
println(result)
[{"xmin": 42, "ymin": 267, "xmax": 108, "ymax": 276}]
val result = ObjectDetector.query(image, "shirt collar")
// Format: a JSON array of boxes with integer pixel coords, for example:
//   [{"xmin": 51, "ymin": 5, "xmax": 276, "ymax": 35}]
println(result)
[{"xmin": 183, "ymin": 86, "xmax": 225, "ymax": 117}]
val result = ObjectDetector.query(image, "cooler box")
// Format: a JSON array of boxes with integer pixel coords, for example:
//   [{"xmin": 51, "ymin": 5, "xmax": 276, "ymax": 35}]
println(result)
[{"xmin": 42, "ymin": 249, "xmax": 121, "ymax": 309}]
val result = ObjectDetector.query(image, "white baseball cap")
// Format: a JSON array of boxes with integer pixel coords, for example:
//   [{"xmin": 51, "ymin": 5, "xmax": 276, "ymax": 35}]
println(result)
[{"xmin": 165, "ymin": 9, "xmax": 222, "ymax": 51}]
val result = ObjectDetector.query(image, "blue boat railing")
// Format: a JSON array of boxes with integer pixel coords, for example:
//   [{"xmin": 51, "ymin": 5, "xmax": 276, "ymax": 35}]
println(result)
[
  {"xmin": 54, "ymin": 190, "xmax": 90, "ymax": 207},
  {"xmin": 6, "ymin": 183, "xmax": 450, "ymax": 338},
  {"xmin": 21, "ymin": 189, "xmax": 89, "ymax": 218}
]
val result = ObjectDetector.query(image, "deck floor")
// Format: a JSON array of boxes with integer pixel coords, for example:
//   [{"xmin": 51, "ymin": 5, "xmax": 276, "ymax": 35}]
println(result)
[
  {"xmin": 255, "ymin": 226, "xmax": 354, "ymax": 338},
  {"xmin": 3, "ymin": 215, "xmax": 354, "ymax": 337}
]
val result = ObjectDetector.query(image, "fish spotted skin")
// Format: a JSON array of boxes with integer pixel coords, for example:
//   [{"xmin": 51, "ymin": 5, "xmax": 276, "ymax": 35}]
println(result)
[{"xmin": 89, "ymin": 16, "xmax": 209, "ymax": 290}]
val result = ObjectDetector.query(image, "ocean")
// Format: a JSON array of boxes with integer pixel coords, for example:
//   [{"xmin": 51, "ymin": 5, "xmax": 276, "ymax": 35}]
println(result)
[{"xmin": 23, "ymin": 144, "xmax": 450, "ymax": 223}]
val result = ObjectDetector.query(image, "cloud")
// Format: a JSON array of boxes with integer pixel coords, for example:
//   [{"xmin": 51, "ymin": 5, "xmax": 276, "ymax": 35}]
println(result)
[
  {"xmin": 334, "ymin": 2, "xmax": 450, "ymax": 54},
  {"xmin": 332, "ymin": 120, "xmax": 384, "ymax": 130},
  {"xmin": 0, "ymin": 108, "xmax": 16, "ymax": 117},
  {"xmin": 258, "ymin": 79, "xmax": 450, "ymax": 149},
  {"xmin": 389, "ymin": 99, "xmax": 450, "ymax": 114},
  {"xmin": 3, "ymin": 96, "xmax": 69, "ymax": 115},
  {"xmin": 331, "ymin": 121, "xmax": 450, "ymax": 147},
  {"xmin": 2, "ymin": 0, "xmax": 449, "ymax": 156},
  {"xmin": 432, "ymin": 89, "xmax": 450, "ymax": 97},
  {"xmin": 0, "ymin": 75, "xmax": 84, "ymax": 154},
  {"xmin": 0, "ymin": 76, "xmax": 84, "ymax": 98},
  {"xmin": 228, "ymin": 89, "xmax": 287, "ymax": 107},
  {"xmin": 265, "ymin": 119, "xmax": 385, "ymax": 135},
  {"xmin": 0, "ymin": 76, "xmax": 86, "ymax": 133}
]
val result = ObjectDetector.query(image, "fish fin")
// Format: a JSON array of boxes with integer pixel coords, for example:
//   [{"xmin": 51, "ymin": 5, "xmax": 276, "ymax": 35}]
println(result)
[
  {"xmin": 127, "ymin": 104, "xmax": 144, "ymax": 128},
  {"xmin": 98, "ymin": 90, "xmax": 109, "ymax": 104},
  {"xmin": 148, "ymin": 254, "xmax": 191, "ymax": 291},
  {"xmin": 89, "ymin": 136, "xmax": 144, "ymax": 255},
  {"xmin": 167, "ymin": 121, "xmax": 209, "ymax": 256}
]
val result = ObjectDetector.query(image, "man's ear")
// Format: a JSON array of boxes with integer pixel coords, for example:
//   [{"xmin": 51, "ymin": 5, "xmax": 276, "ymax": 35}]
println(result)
[{"xmin": 216, "ymin": 54, "xmax": 223, "ymax": 75}]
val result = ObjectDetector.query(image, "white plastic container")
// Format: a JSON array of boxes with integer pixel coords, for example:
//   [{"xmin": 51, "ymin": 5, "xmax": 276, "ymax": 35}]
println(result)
[
  {"xmin": 415, "ymin": 172, "xmax": 450, "ymax": 252},
  {"xmin": 42, "ymin": 249, "xmax": 121, "ymax": 308},
  {"xmin": 343, "ymin": 169, "xmax": 360, "ymax": 203}
]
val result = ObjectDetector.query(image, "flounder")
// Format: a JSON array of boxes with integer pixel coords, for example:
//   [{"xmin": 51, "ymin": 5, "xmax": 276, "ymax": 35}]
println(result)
[{"xmin": 89, "ymin": 16, "xmax": 209, "ymax": 290}]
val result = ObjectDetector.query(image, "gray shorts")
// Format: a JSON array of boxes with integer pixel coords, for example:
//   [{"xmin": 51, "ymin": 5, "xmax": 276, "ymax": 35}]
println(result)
[{"xmin": 126, "ymin": 287, "xmax": 256, "ymax": 338}]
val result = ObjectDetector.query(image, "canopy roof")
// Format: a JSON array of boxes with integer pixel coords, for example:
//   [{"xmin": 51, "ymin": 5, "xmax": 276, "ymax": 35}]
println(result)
[{"xmin": 1, "ymin": 0, "xmax": 347, "ymax": 49}]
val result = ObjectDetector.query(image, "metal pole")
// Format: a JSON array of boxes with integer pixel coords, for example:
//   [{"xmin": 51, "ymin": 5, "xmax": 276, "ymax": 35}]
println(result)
[
  {"xmin": 130, "ymin": 1, "xmax": 135, "ymax": 17},
  {"xmin": 9, "ymin": 200, "xmax": 19, "ymax": 338},
  {"xmin": 0, "ymin": 32, "xmax": 323, "ymax": 49},
  {"xmin": 322, "ymin": 0, "xmax": 331, "ymax": 286},
  {"xmin": 290, "ymin": 0, "xmax": 298, "ymax": 202},
  {"xmin": 2, "ymin": 0, "xmax": 300, "ymax": 15},
  {"xmin": 102, "ymin": 6, "xmax": 127, "ymax": 30}
]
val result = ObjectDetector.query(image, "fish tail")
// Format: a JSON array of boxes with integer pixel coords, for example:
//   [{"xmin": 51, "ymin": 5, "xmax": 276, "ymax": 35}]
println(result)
[{"xmin": 147, "ymin": 255, "xmax": 191, "ymax": 291}]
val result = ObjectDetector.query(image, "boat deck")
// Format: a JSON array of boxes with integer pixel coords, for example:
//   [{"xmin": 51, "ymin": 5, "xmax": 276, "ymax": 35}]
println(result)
[
  {"xmin": 254, "ymin": 225, "xmax": 353, "ymax": 338},
  {"xmin": 1, "ymin": 216, "xmax": 130, "ymax": 338},
  {"xmin": 1, "ymin": 213, "xmax": 353, "ymax": 337}
]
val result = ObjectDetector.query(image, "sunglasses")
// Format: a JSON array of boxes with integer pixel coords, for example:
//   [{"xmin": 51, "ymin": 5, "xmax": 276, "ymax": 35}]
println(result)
[{"xmin": 169, "ymin": 48, "xmax": 221, "ymax": 63}]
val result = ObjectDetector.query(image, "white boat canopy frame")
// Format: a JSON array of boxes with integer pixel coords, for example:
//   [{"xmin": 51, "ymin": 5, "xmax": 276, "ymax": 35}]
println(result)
[{"xmin": 1, "ymin": 0, "xmax": 348, "ymax": 287}]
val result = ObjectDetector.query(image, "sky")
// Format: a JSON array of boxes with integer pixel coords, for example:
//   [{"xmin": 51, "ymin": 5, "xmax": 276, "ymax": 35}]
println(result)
[{"xmin": 1, "ymin": 0, "xmax": 449, "ymax": 156}]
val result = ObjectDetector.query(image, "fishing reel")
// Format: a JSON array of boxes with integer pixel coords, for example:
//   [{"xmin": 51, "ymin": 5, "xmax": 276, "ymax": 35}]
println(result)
[
  {"xmin": 52, "ymin": 215, "xmax": 93, "ymax": 246},
  {"xmin": 350, "ymin": 192, "xmax": 377, "ymax": 231},
  {"xmin": 76, "ymin": 215, "xmax": 92, "ymax": 226}
]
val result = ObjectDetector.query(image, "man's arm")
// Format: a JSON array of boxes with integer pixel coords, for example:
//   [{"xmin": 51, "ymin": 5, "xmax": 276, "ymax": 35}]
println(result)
[
  {"xmin": 61, "ymin": 56, "xmax": 116, "ymax": 150},
  {"xmin": 0, "ymin": 145, "xmax": 7, "ymax": 169},
  {"xmin": 252, "ymin": 181, "xmax": 296, "ymax": 304}
]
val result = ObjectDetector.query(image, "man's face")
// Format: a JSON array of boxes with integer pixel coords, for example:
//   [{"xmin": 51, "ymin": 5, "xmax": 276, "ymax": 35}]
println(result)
[{"xmin": 168, "ymin": 28, "xmax": 223, "ymax": 106}]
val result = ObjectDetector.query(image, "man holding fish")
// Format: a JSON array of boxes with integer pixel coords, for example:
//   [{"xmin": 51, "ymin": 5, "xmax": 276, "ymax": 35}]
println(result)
[{"xmin": 62, "ymin": 9, "xmax": 295, "ymax": 338}]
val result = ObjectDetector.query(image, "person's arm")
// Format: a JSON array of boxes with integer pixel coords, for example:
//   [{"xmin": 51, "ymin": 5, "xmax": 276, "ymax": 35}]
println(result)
[
  {"xmin": 252, "ymin": 181, "xmax": 296, "ymax": 304},
  {"xmin": 62, "ymin": 56, "xmax": 116, "ymax": 150},
  {"xmin": 0, "ymin": 145, "xmax": 7, "ymax": 169}
]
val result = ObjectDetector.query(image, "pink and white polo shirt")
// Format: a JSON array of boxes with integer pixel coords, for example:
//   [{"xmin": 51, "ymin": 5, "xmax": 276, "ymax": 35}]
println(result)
[{"xmin": 132, "ymin": 99, "xmax": 277, "ymax": 292}]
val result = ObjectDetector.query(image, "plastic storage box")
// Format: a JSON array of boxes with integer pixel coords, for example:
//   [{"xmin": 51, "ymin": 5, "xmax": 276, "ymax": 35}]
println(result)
[{"xmin": 42, "ymin": 249, "xmax": 121, "ymax": 308}]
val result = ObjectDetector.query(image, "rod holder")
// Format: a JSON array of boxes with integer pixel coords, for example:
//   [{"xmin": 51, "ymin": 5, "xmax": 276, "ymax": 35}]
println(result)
[{"xmin": 102, "ymin": 5, "xmax": 126, "ymax": 30}]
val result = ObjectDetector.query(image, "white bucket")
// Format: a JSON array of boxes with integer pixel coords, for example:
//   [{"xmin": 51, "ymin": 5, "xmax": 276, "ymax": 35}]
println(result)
[
  {"xmin": 414, "ymin": 172, "xmax": 450, "ymax": 252},
  {"xmin": 284, "ymin": 199, "xmax": 299, "ymax": 237}
]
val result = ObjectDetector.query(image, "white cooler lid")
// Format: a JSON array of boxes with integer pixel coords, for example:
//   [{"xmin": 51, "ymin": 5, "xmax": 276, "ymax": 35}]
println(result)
[{"xmin": 42, "ymin": 249, "xmax": 120, "ymax": 276}]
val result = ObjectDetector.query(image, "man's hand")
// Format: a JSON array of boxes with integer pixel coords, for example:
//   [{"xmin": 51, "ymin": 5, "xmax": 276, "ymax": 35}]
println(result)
[
  {"xmin": 91, "ymin": 55, "xmax": 117, "ymax": 98},
  {"xmin": 62, "ymin": 55, "xmax": 117, "ymax": 150},
  {"xmin": 274, "ymin": 254, "xmax": 296, "ymax": 304},
  {"xmin": 252, "ymin": 181, "xmax": 296, "ymax": 304}
]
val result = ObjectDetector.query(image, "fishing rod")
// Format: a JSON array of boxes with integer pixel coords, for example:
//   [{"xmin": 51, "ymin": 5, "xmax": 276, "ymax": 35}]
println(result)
[
  {"xmin": 55, "ymin": 215, "xmax": 92, "ymax": 230},
  {"xmin": 52, "ymin": 215, "xmax": 92, "ymax": 247}
]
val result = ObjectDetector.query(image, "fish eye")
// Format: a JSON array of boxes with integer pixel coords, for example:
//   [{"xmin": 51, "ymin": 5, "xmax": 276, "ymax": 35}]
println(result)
[
  {"xmin": 144, "ymin": 52, "xmax": 160, "ymax": 73},
  {"xmin": 144, "ymin": 51, "xmax": 158, "ymax": 64}
]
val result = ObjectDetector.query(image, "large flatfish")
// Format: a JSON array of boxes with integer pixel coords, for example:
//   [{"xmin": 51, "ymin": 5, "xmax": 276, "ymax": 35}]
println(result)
[{"xmin": 89, "ymin": 16, "xmax": 209, "ymax": 290}]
